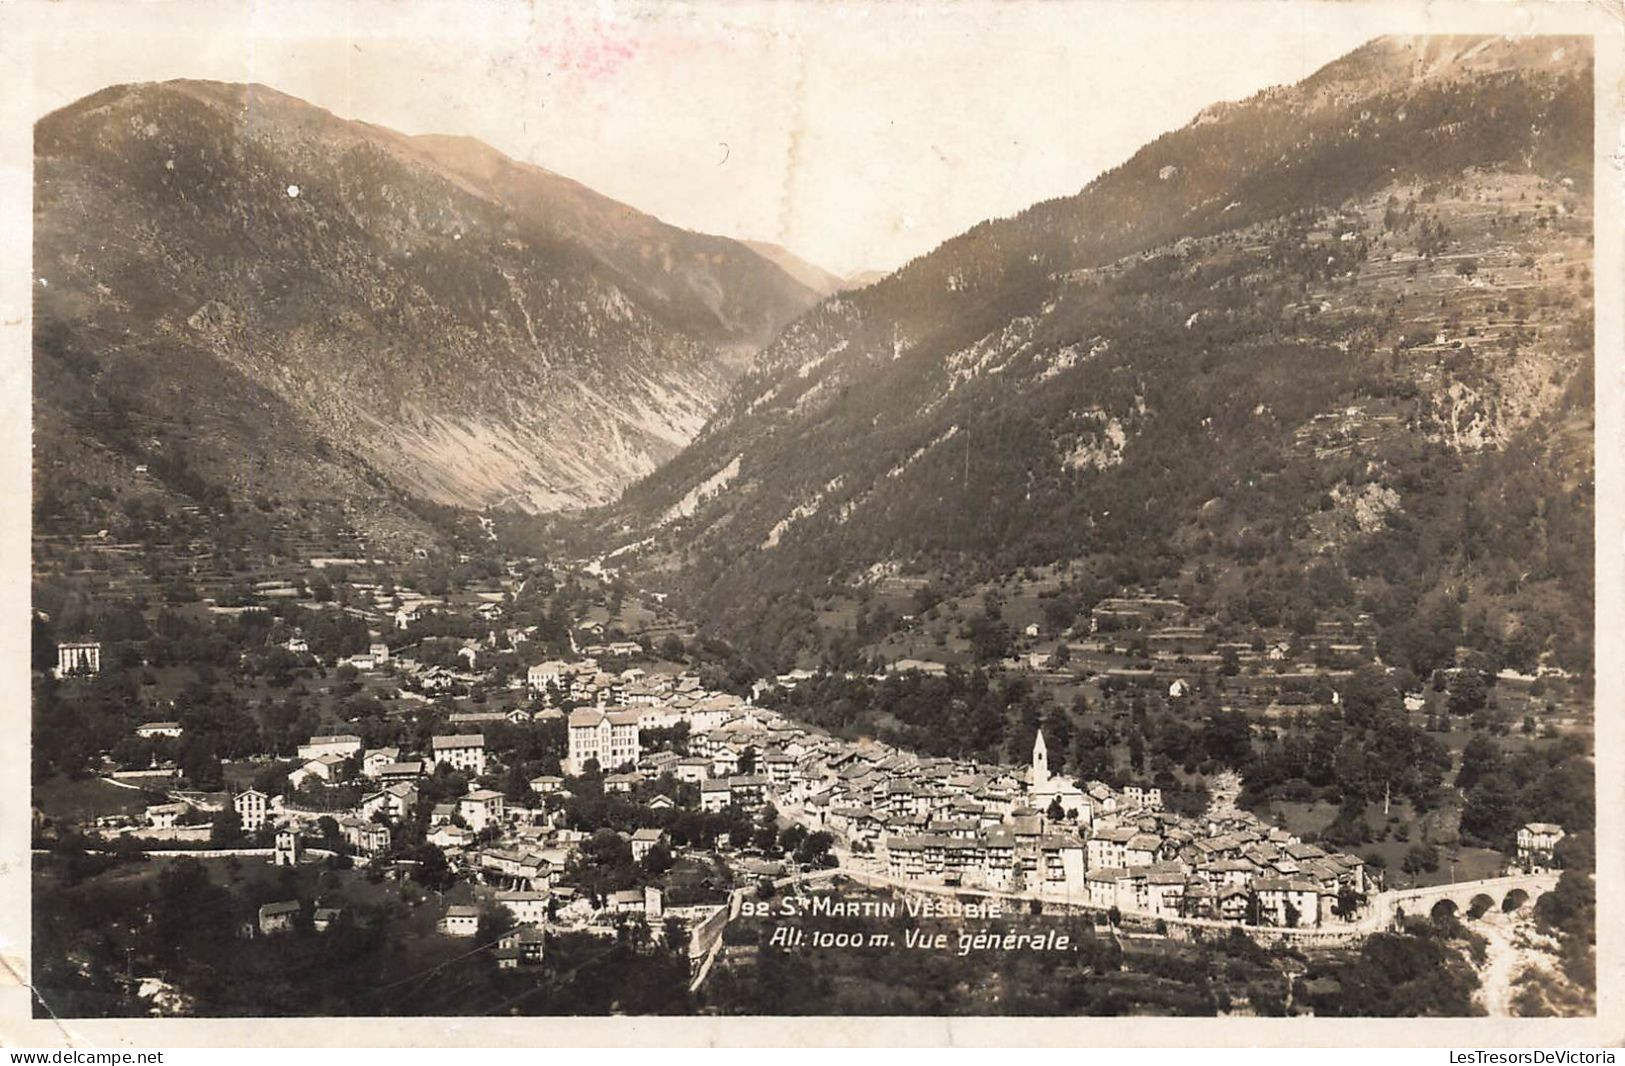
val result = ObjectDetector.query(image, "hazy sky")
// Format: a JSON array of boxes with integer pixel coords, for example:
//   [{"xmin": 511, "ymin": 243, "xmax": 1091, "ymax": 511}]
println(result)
[{"xmin": 21, "ymin": 0, "xmax": 1424, "ymax": 276}]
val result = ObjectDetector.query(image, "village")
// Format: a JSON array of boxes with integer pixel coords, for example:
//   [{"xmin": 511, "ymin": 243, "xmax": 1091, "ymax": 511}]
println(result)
[{"xmin": 31, "ymin": 523, "xmax": 1585, "ymax": 1011}]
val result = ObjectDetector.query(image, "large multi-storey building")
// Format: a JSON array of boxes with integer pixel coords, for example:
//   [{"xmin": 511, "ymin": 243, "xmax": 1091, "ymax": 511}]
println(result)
[
  {"xmin": 234, "ymin": 788, "xmax": 269, "ymax": 832},
  {"xmin": 565, "ymin": 708, "xmax": 641, "ymax": 774},
  {"xmin": 55, "ymin": 641, "xmax": 101, "ymax": 678},
  {"xmin": 431, "ymin": 734, "xmax": 487, "ymax": 777}
]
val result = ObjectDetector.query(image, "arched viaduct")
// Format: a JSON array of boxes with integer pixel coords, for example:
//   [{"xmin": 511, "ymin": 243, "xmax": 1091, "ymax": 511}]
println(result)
[{"xmin": 1370, "ymin": 872, "xmax": 1560, "ymax": 928}]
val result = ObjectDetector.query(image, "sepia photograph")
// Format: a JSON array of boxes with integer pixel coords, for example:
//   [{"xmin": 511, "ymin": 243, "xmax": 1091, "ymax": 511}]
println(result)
[{"xmin": 3, "ymin": 0, "xmax": 1620, "ymax": 1043}]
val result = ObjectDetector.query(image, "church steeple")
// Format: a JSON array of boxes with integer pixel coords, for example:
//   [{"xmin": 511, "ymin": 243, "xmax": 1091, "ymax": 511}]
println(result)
[{"xmin": 1031, "ymin": 728, "xmax": 1050, "ymax": 791}]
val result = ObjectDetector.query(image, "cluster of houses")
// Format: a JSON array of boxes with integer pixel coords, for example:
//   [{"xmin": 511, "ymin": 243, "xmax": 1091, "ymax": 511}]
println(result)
[
  {"xmin": 745, "ymin": 720, "xmax": 1377, "ymax": 930},
  {"xmin": 81, "ymin": 547, "xmax": 1579, "ymax": 950},
  {"xmin": 472, "ymin": 669, "xmax": 1384, "ymax": 931}
]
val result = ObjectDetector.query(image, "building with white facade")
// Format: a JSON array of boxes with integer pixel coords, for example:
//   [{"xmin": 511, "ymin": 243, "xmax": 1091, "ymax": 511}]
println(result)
[
  {"xmin": 431, "ymin": 734, "xmax": 487, "ymax": 777},
  {"xmin": 565, "ymin": 708, "xmax": 641, "ymax": 774},
  {"xmin": 233, "ymin": 788, "xmax": 269, "ymax": 833},
  {"xmin": 55, "ymin": 641, "xmax": 101, "ymax": 678}
]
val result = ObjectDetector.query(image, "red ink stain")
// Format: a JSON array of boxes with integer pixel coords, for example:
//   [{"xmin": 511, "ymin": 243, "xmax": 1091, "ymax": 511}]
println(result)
[{"xmin": 538, "ymin": 14, "xmax": 639, "ymax": 80}]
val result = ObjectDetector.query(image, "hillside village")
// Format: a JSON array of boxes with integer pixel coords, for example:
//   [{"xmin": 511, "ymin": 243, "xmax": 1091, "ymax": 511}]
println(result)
[
  {"xmin": 27, "ymin": 34, "xmax": 1597, "ymax": 1022},
  {"xmin": 31, "ymin": 515, "xmax": 1591, "ymax": 1018}
]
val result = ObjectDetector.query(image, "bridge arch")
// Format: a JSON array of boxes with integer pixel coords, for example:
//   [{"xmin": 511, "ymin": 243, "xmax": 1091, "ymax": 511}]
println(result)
[{"xmin": 1377, "ymin": 873, "xmax": 1560, "ymax": 932}]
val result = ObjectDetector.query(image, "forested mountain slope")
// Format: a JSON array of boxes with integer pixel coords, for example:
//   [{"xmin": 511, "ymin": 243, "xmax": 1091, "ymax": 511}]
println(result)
[
  {"xmin": 34, "ymin": 79, "xmax": 822, "ymax": 552},
  {"xmin": 608, "ymin": 36, "xmax": 1594, "ymax": 675}
]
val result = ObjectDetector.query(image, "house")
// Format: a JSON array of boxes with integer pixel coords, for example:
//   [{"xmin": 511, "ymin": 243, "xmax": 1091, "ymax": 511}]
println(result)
[
  {"xmin": 494, "ymin": 925, "xmax": 546, "ymax": 968},
  {"xmin": 439, "ymin": 905, "xmax": 479, "ymax": 937},
  {"xmin": 55, "ymin": 641, "xmax": 102, "ymax": 677},
  {"xmin": 1125, "ymin": 833, "xmax": 1162, "ymax": 867},
  {"xmin": 233, "ymin": 788, "xmax": 269, "ymax": 833},
  {"xmin": 1144, "ymin": 867, "xmax": 1187, "ymax": 917},
  {"xmin": 340, "ymin": 817, "xmax": 391, "ymax": 855},
  {"xmin": 1516, "ymin": 823, "xmax": 1566, "ymax": 871},
  {"xmin": 1037, "ymin": 836, "xmax": 1087, "ymax": 889},
  {"xmin": 258, "ymin": 901, "xmax": 300, "ymax": 935},
  {"xmin": 145, "ymin": 802, "xmax": 188, "ymax": 830},
  {"xmin": 630, "ymin": 827, "xmax": 666, "ymax": 862},
  {"xmin": 526, "ymin": 660, "xmax": 575, "ymax": 698},
  {"xmin": 1122, "ymin": 785, "xmax": 1164, "ymax": 811},
  {"xmin": 1087, "ymin": 868, "xmax": 1126, "ymax": 910},
  {"xmin": 1217, "ymin": 884, "xmax": 1251, "ymax": 922},
  {"xmin": 297, "ymin": 734, "xmax": 363, "ymax": 761},
  {"xmin": 288, "ymin": 753, "xmax": 347, "ymax": 789},
  {"xmin": 135, "ymin": 721, "xmax": 184, "ymax": 739},
  {"xmin": 378, "ymin": 760, "xmax": 427, "ymax": 783},
  {"xmin": 394, "ymin": 605, "xmax": 425, "ymax": 630},
  {"xmin": 606, "ymin": 889, "xmax": 646, "ymax": 915},
  {"xmin": 419, "ymin": 666, "xmax": 457, "ymax": 694},
  {"xmin": 529, "ymin": 775, "xmax": 565, "ymax": 795},
  {"xmin": 312, "ymin": 906, "xmax": 343, "ymax": 933},
  {"xmin": 429, "ymin": 823, "xmax": 473, "ymax": 851},
  {"xmin": 431, "ymin": 734, "xmax": 487, "ymax": 776},
  {"xmin": 700, "ymin": 779, "xmax": 733, "ymax": 812},
  {"xmin": 459, "ymin": 789, "xmax": 506, "ymax": 833},
  {"xmin": 710, "ymin": 744, "xmax": 741, "ymax": 778},
  {"xmin": 369, "ymin": 642, "xmax": 391, "ymax": 664},
  {"xmin": 727, "ymin": 775, "xmax": 768, "ymax": 809},
  {"xmin": 1255, "ymin": 877, "xmax": 1320, "ymax": 927},
  {"xmin": 362, "ymin": 748, "xmax": 401, "ymax": 777},
  {"xmin": 449, "ymin": 711, "xmax": 508, "ymax": 728},
  {"xmin": 674, "ymin": 757, "xmax": 710, "ymax": 785},
  {"xmin": 368, "ymin": 782, "xmax": 418, "ymax": 822},
  {"xmin": 565, "ymin": 708, "xmax": 641, "ymax": 774},
  {"xmin": 1087, "ymin": 826, "xmax": 1136, "ymax": 870},
  {"xmin": 273, "ymin": 828, "xmax": 302, "ymax": 866},
  {"xmin": 604, "ymin": 772, "xmax": 640, "ymax": 794},
  {"xmin": 495, "ymin": 890, "xmax": 552, "ymax": 925}
]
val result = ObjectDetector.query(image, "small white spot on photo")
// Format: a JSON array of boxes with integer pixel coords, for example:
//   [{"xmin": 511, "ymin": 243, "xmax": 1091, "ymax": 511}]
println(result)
[{"xmin": 286, "ymin": 184, "xmax": 301, "ymax": 198}]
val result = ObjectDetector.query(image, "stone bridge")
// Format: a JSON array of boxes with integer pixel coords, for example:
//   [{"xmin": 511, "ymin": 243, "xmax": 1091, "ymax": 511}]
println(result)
[{"xmin": 1368, "ymin": 872, "xmax": 1559, "ymax": 929}]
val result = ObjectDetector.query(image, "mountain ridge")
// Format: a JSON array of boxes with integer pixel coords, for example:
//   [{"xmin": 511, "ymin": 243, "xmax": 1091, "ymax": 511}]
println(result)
[
  {"xmin": 34, "ymin": 77, "xmax": 824, "ymax": 546},
  {"xmin": 602, "ymin": 34, "xmax": 1594, "ymax": 678}
]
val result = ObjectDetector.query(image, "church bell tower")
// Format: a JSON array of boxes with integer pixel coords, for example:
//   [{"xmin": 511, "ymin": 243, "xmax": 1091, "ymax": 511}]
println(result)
[{"xmin": 1031, "ymin": 728, "xmax": 1050, "ymax": 792}]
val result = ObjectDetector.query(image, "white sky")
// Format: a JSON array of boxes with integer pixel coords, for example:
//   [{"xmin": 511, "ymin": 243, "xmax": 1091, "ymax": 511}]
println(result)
[{"xmin": 23, "ymin": 0, "xmax": 1429, "ymax": 276}]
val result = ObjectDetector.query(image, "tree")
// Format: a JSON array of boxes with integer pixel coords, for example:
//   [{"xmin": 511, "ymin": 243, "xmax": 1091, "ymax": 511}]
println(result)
[
  {"xmin": 793, "ymin": 831, "xmax": 834, "ymax": 867},
  {"xmin": 662, "ymin": 916, "xmax": 690, "ymax": 956},
  {"xmin": 477, "ymin": 903, "xmax": 516, "ymax": 945},
  {"xmin": 307, "ymin": 816, "xmax": 338, "ymax": 848},
  {"xmin": 1401, "ymin": 842, "xmax": 1440, "ymax": 876},
  {"xmin": 752, "ymin": 815, "xmax": 781, "ymax": 854},
  {"xmin": 778, "ymin": 824, "xmax": 808, "ymax": 854},
  {"xmin": 1455, "ymin": 735, "xmax": 1501, "ymax": 792},
  {"xmin": 1459, "ymin": 772, "xmax": 1521, "ymax": 849},
  {"xmin": 1333, "ymin": 886, "xmax": 1366, "ymax": 920},
  {"xmin": 210, "ymin": 808, "xmax": 244, "ymax": 847},
  {"xmin": 1340, "ymin": 665, "xmax": 1396, "ymax": 727},
  {"xmin": 1446, "ymin": 670, "xmax": 1490, "ymax": 716},
  {"xmin": 641, "ymin": 841, "xmax": 674, "ymax": 876}
]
